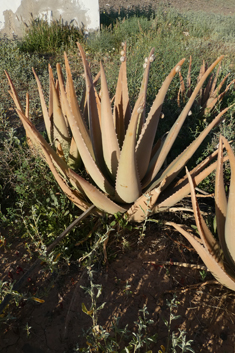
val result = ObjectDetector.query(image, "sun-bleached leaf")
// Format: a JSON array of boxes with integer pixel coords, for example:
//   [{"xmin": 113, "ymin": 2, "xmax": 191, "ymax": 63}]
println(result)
[
  {"xmin": 67, "ymin": 136, "xmax": 82, "ymax": 170},
  {"xmin": 215, "ymin": 136, "xmax": 228, "ymax": 257},
  {"xmin": 167, "ymin": 222, "xmax": 235, "ymax": 291},
  {"xmin": 51, "ymin": 77, "xmax": 71, "ymax": 153},
  {"xmin": 77, "ymin": 42, "xmax": 104, "ymax": 171},
  {"xmin": 68, "ymin": 169, "xmax": 127, "ymax": 214},
  {"xmin": 143, "ymin": 56, "xmax": 224, "ymax": 188},
  {"xmin": 136, "ymin": 58, "xmax": 185, "ymax": 181},
  {"xmin": 100, "ymin": 61, "xmax": 120, "ymax": 178},
  {"xmin": 57, "ymin": 63, "xmax": 115, "ymax": 196},
  {"xmin": 221, "ymin": 136, "xmax": 235, "ymax": 267},
  {"xmin": 154, "ymin": 153, "xmax": 227, "ymax": 213},
  {"xmin": 146, "ymin": 105, "xmax": 233, "ymax": 192},
  {"xmin": 113, "ymin": 42, "xmax": 131, "ymax": 146},
  {"xmin": 186, "ymin": 167, "xmax": 221, "ymax": 255},
  {"xmin": 64, "ymin": 52, "xmax": 95, "ymax": 160},
  {"xmin": 32, "ymin": 68, "xmax": 52, "ymax": 143}
]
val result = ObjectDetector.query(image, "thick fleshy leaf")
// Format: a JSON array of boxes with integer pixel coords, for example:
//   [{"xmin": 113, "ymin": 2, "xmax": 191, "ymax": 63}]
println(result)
[
  {"xmin": 100, "ymin": 61, "xmax": 120, "ymax": 178},
  {"xmin": 167, "ymin": 222, "xmax": 235, "ymax": 291},
  {"xmin": 115, "ymin": 86, "xmax": 149, "ymax": 202},
  {"xmin": 115, "ymin": 49, "xmax": 155, "ymax": 203},
  {"xmin": 134, "ymin": 48, "xmax": 155, "ymax": 138},
  {"xmin": 143, "ymin": 56, "xmax": 224, "ymax": 188},
  {"xmin": 115, "ymin": 113, "xmax": 141, "ymax": 203},
  {"xmin": 5, "ymin": 71, "xmax": 23, "ymax": 112},
  {"xmin": 48, "ymin": 64, "xmax": 54, "ymax": 127},
  {"xmin": 146, "ymin": 105, "xmax": 232, "ymax": 193},
  {"xmin": 153, "ymin": 152, "xmax": 226, "ymax": 213},
  {"xmin": 222, "ymin": 136, "xmax": 235, "ymax": 266},
  {"xmin": 215, "ymin": 136, "xmax": 228, "ymax": 257},
  {"xmin": 41, "ymin": 145, "xmax": 90, "ymax": 212},
  {"xmin": 6, "ymin": 72, "xmax": 42, "ymax": 152},
  {"xmin": 187, "ymin": 55, "xmax": 192, "ymax": 97},
  {"xmin": 187, "ymin": 167, "xmax": 222, "ymax": 257},
  {"xmin": 177, "ymin": 70, "xmax": 186, "ymax": 106},
  {"xmin": 67, "ymin": 136, "xmax": 82, "ymax": 170},
  {"xmin": 51, "ymin": 78, "xmax": 71, "ymax": 153},
  {"xmin": 15, "ymin": 109, "xmax": 70, "ymax": 178},
  {"xmin": 64, "ymin": 52, "xmax": 95, "ymax": 160},
  {"xmin": 210, "ymin": 63, "xmax": 221, "ymax": 94},
  {"xmin": 113, "ymin": 42, "xmax": 131, "ymax": 146},
  {"xmin": 32, "ymin": 68, "xmax": 52, "ymax": 143},
  {"xmin": 77, "ymin": 42, "xmax": 104, "ymax": 171},
  {"xmin": 127, "ymin": 178, "xmax": 167, "ymax": 222},
  {"xmin": 68, "ymin": 169, "xmax": 127, "ymax": 214},
  {"xmin": 57, "ymin": 63, "xmax": 115, "ymax": 196},
  {"xmin": 136, "ymin": 58, "xmax": 185, "ymax": 181},
  {"xmin": 204, "ymin": 78, "xmax": 235, "ymax": 115}
]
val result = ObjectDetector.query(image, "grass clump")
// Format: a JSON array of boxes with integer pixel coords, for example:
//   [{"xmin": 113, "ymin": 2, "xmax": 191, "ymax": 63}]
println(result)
[{"xmin": 19, "ymin": 17, "xmax": 87, "ymax": 54}]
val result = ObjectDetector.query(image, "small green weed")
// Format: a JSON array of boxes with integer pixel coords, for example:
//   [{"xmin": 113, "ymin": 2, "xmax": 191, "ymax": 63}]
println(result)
[{"xmin": 160, "ymin": 295, "xmax": 195, "ymax": 353}]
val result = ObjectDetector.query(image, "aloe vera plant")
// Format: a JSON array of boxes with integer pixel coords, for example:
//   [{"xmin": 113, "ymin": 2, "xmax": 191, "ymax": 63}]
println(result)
[
  {"xmin": 5, "ymin": 43, "xmax": 232, "ymax": 222},
  {"xmin": 178, "ymin": 55, "xmax": 235, "ymax": 116},
  {"xmin": 168, "ymin": 136, "xmax": 235, "ymax": 291}
]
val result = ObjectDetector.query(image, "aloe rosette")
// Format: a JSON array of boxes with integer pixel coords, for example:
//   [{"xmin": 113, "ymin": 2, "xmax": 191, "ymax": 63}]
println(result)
[
  {"xmin": 6, "ymin": 43, "xmax": 232, "ymax": 222},
  {"xmin": 168, "ymin": 136, "xmax": 235, "ymax": 291}
]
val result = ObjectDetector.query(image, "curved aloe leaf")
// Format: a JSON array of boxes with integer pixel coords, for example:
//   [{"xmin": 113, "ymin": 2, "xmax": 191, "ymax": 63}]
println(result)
[
  {"xmin": 77, "ymin": 42, "xmax": 104, "ymax": 170},
  {"xmin": 215, "ymin": 136, "xmax": 227, "ymax": 255},
  {"xmin": 41, "ymin": 144, "xmax": 90, "ymax": 212},
  {"xmin": 115, "ymin": 48, "xmax": 156, "ymax": 203},
  {"xmin": 154, "ymin": 152, "xmax": 228, "ymax": 213},
  {"xmin": 56, "ymin": 63, "xmax": 115, "ymax": 196},
  {"xmin": 167, "ymin": 138, "xmax": 235, "ymax": 291},
  {"xmin": 64, "ymin": 52, "xmax": 95, "ymax": 160},
  {"xmin": 100, "ymin": 61, "xmax": 120, "ymax": 178},
  {"xmin": 136, "ymin": 58, "xmax": 185, "ymax": 180},
  {"xmin": 50, "ymin": 77, "xmax": 71, "ymax": 153},
  {"xmin": 143, "ymin": 56, "xmax": 224, "ymax": 187},
  {"xmin": 67, "ymin": 136, "xmax": 82, "ymax": 170},
  {"xmin": 113, "ymin": 42, "xmax": 131, "ymax": 146},
  {"xmin": 167, "ymin": 221, "xmax": 235, "ymax": 291},
  {"xmin": 221, "ymin": 137, "xmax": 235, "ymax": 266},
  {"xmin": 32, "ymin": 68, "xmax": 53, "ymax": 143},
  {"xmin": 68, "ymin": 169, "xmax": 127, "ymax": 214},
  {"xmin": 185, "ymin": 167, "xmax": 221, "ymax": 254},
  {"xmin": 147, "ymin": 105, "xmax": 233, "ymax": 193}
]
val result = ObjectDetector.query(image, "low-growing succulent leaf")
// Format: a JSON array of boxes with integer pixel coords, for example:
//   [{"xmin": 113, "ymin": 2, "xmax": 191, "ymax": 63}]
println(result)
[
  {"xmin": 6, "ymin": 44, "xmax": 233, "ymax": 222},
  {"xmin": 168, "ymin": 136, "xmax": 235, "ymax": 291},
  {"xmin": 136, "ymin": 58, "xmax": 186, "ymax": 181},
  {"xmin": 178, "ymin": 56, "xmax": 235, "ymax": 116},
  {"xmin": 143, "ymin": 56, "xmax": 224, "ymax": 188},
  {"xmin": 113, "ymin": 42, "xmax": 131, "ymax": 146},
  {"xmin": 77, "ymin": 43, "xmax": 103, "ymax": 170},
  {"xmin": 100, "ymin": 61, "xmax": 120, "ymax": 178}
]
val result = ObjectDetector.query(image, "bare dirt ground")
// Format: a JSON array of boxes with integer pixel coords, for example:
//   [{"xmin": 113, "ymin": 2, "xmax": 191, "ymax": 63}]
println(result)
[{"xmin": 1, "ymin": 1, "xmax": 235, "ymax": 353}]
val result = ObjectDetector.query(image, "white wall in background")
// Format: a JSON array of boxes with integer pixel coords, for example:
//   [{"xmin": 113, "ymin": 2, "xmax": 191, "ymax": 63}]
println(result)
[{"xmin": 0, "ymin": 0, "xmax": 99, "ymax": 37}]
